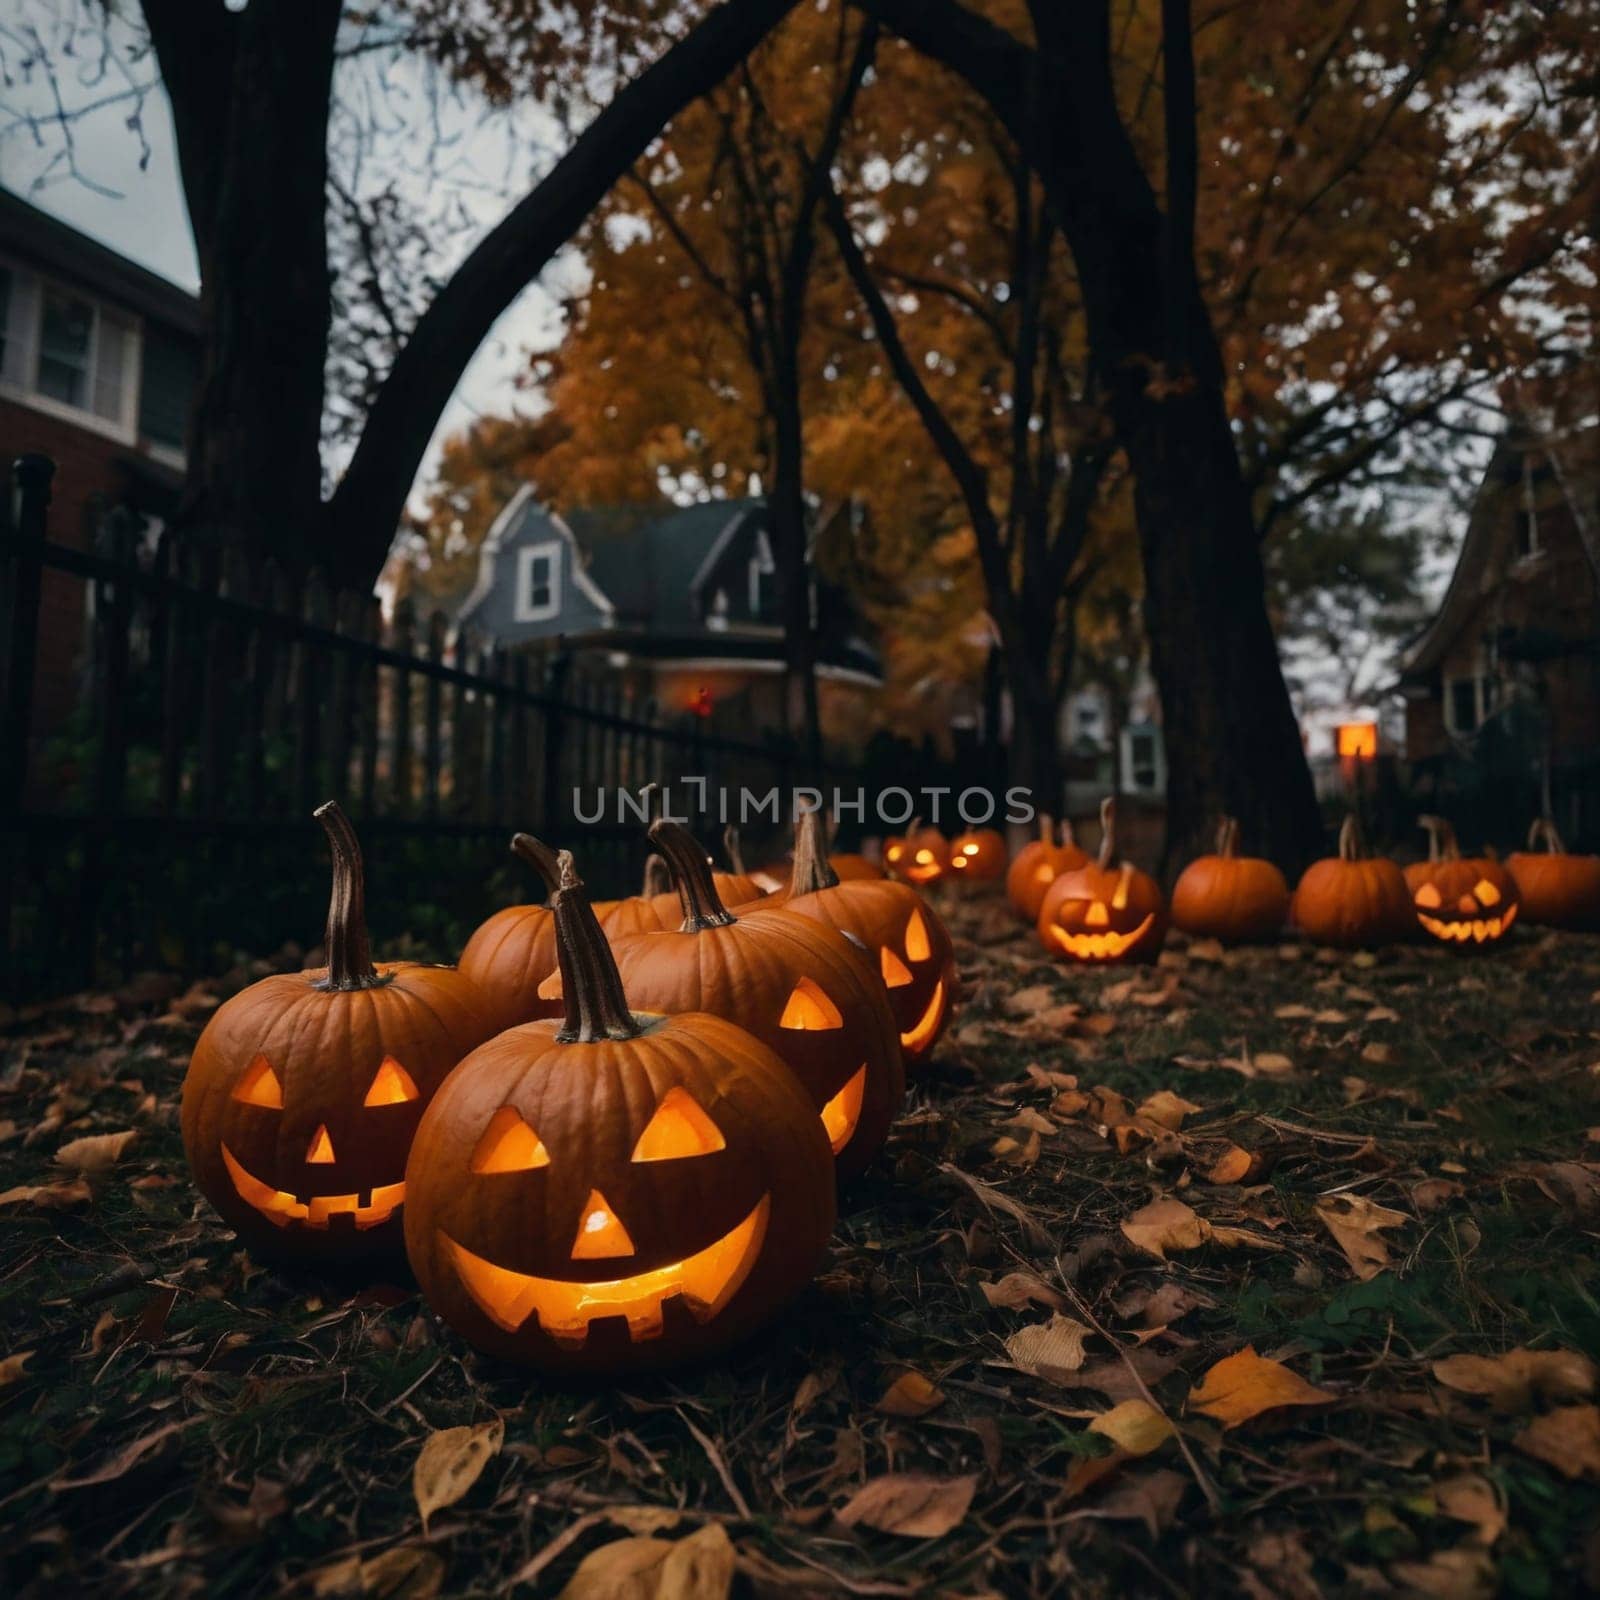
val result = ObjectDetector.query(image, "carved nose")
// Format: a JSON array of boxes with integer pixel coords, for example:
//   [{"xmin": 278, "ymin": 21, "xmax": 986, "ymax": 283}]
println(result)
[
  {"xmin": 1084, "ymin": 901, "xmax": 1110, "ymax": 928},
  {"xmin": 306, "ymin": 1124, "xmax": 336, "ymax": 1163},
  {"xmin": 570, "ymin": 1189, "xmax": 635, "ymax": 1260}
]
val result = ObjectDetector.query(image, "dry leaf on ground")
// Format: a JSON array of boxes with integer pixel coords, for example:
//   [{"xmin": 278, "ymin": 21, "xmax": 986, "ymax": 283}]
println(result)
[
  {"xmin": 55, "ymin": 1129, "xmax": 138, "ymax": 1173},
  {"xmin": 413, "ymin": 1418, "xmax": 504, "ymax": 1531},
  {"xmin": 1388, "ymin": 1547, "xmax": 1496, "ymax": 1600},
  {"xmin": 1121, "ymin": 1197, "xmax": 1212, "ymax": 1259},
  {"xmin": 1004, "ymin": 1313, "xmax": 1092, "ymax": 1383},
  {"xmin": 875, "ymin": 1370, "xmax": 946, "ymax": 1417},
  {"xmin": 1514, "ymin": 1405, "xmax": 1600, "ymax": 1479},
  {"xmin": 1431, "ymin": 1347, "xmax": 1596, "ymax": 1413},
  {"xmin": 835, "ymin": 1473, "xmax": 977, "ymax": 1538},
  {"xmin": 0, "ymin": 1179, "xmax": 93, "ymax": 1209},
  {"xmin": 1187, "ymin": 1347, "xmax": 1334, "ymax": 1429},
  {"xmin": 556, "ymin": 1523, "xmax": 735, "ymax": 1600},
  {"xmin": 979, "ymin": 1271, "xmax": 1067, "ymax": 1312},
  {"xmin": 1313, "ymin": 1193, "xmax": 1409, "ymax": 1281},
  {"xmin": 0, "ymin": 1352, "xmax": 34, "ymax": 1387},
  {"xmin": 1136, "ymin": 1091, "xmax": 1202, "ymax": 1131},
  {"xmin": 1207, "ymin": 1145, "xmax": 1263, "ymax": 1185},
  {"xmin": 1064, "ymin": 1399, "xmax": 1176, "ymax": 1496},
  {"xmin": 1434, "ymin": 1474, "xmax": 1507, "ymax": 1546},
  {"xmin": 310, "ymin": 1545, "xmax": 445, "ymax": 1599}
]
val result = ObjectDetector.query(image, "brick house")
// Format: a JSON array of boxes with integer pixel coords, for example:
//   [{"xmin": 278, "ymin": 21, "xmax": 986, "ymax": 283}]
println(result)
[
  {"xmin": 1398, "ymin": 416, "xmax": 1600, "ymax": 840},
  {"xmin": 1, "ymin": 187, "xmax": 199, "ymax": 731}
]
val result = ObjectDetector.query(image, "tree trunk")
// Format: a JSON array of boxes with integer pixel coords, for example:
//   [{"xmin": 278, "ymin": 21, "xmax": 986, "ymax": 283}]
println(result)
[{"xmin": 770, "ymin": 383, "xmax": 823, "ymax": 781}]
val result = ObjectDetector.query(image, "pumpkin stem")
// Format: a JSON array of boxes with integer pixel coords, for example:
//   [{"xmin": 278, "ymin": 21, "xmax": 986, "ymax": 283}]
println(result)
[
  {"xmin": 1059, "ymin": 817, "xmax": 1076, "ymax": 849},
  {"xmin": 650, "ymin": 819, "xmax": 738, "ymax": 932},
  {"xmin": 642, "ymin": 852, "xmax": 671, "ymax": 897},
  {"xmin": 1037, "ymin": 812, "xmax": 1053, "ymax": 846},
  {"xmin": 790, "ymin": 806, "xmax": 841, "ymax": 895},
  {"xmin": 1096, "ymin": 796, "xmax": 1117, "ymax": 870},
  {"xmin": 724, "ymin": 823, "xmax": 747, "ymax": 876},
  {"xmin": 311, "ymin": 802, "xmax": 388, "ymax": 992},
  {"xmin": 1418, "ymin": 814, "xmax": 1460, "ymax": 862},
  {"xmin": 1528, "ymin": 817, "xmax": 1566, "ymax": 855},
  {"xmin": 512, "ymin": 834, "xmax": 641, "ymax": 1042},
  {"xmin": 1215, "ymin": 816, "xmax": 1240, "ymax": 858},
  {"xmin": 1336, "ymin": 814, "xmax": 1365, "ymax": 862}
]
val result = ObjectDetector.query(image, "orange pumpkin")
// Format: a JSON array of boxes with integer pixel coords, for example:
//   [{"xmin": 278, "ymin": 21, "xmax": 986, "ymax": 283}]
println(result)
[
  {"xmin": 949, "ymin": 827, "xmax": 1008, "ymax": 881},
  {"xmin": 779, "ymin": 809, "xmax": 956, "ymax": 1069},
  {"xmin": 884, "ymin": 819, "xmax": 949, "ymax": 885},
  {"xmin": 1403, "ymin": 816, "xmax": 1519, "ymax": 947},
  {"xmin": 404, "ymin": 839, "xmax": 834, "ymax": 1373},
  {"xmin": 599, "ymin": 820, "xmax": 905, "ymax": 1181},
  {"xmin": 182, "ymin": 804, "xmax": 492, "ymax": 1265},
  {"xmin": 1005, "ymin": 815, "xmax": 1088, "ymax": 923},
  {"xmin": 1036, "ymin": 798, "xmax": 1167, "ymax": 964},
  {"xmin": 1508, "ymin": 819, "xmax": 1600, "ymax": 930},
  {"xmin": 1170, "ymin": 817, "xmax": 1291, "ymax": 945},
  {"xmin": 1292, "ymin": 815, "xmax": 1412, "ymax": 949}
]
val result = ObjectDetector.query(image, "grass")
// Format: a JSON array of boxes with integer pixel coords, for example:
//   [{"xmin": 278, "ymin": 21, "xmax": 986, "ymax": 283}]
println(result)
[{"xmin": 2, "ymin": 891, "xmax": 1598, "ymax": 1597}]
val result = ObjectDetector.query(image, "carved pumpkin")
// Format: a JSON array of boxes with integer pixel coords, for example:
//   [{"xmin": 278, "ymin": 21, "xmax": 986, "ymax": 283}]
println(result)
[
  {"xmin": 949, "ymin": 828, "xmax": 1007, "ymax": 881},
  {"xmin": 1005, "ymin": 815, "xmax": 1088, "ymax": 923},
  {"xmin": 884, "ymin": 819, "xmax": 949, "ymax": 885},
  {"xmin": 779, "ymin": 810, "xmax": 956, "ymax": 1070},
  {"xmin": 597, "ymin": 820, "xmax": 904, "ymax": 1181},
  {"xmin": 1508, "ymin": 819, "xmax": 1600, "ymax": 931},
  {"xmin": 404, "ymin": 839, "xmax": 834, "ymax": 1373},
  {"xmin": 1403, "ymin": 816, "xmax": 1519, "ymax": 947},
  {"xmin": 1170, "ymin": 817, "xmax": 1291, "ymax": 945},
  {"xmin": 1292, "ymin": 815, "xmax": 1412, "ymax": 949},
  {"xmin": 181, "ymin": 804, "xmax": 492, "ymax": 1265},
  {"xmin": 1036, "ymin": 798, "xmax": 1167, "ymax": 964}
]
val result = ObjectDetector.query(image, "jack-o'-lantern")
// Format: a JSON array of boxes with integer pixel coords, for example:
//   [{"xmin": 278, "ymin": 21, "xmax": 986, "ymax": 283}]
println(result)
[
  {"xmin": 404, "ymin": 839, "xmax": 835, "ymax": 1373},
  {"xmin": 949, "ymin": 827, "xmax": 1007, "ymax": 881},
  {"xmin": 884, "ymin": 820, "xmax": 949, "ymax": 885},
  {"xmin": 779, "ymin": 810, "xmax": 956, "ymax": 1070},
  {"xmin": 1403, "ymin": 816, "xmax": 1519, "ymax": 947},
  {"xmin": 1170, "ymin": 817, "xmax": 1291, "ymax": 945},
  {"xmin": 1006, "ymin": 816, "xmax": 1088, "ymax": 923},
  {"xmin": 595, "ymin": 820, "xmax": 904, "ymax": 1181},
  {"xmin": 1292, "ymin": 815, "xmax": 1412, "ymax": 949},
  {"xmin": 1508, "ymin": 819, "xmax": 1600, "ymax": 931},
  {"xmin": 1036, "ymin": 798, "xmax": 1167, "ymax": 964},
  {"xmin": 182, "ymin": 803, "xmax": 493, "ymax": 1265}
]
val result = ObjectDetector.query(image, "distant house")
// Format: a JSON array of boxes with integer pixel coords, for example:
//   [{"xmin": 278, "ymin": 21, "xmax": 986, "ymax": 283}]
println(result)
[
  {"xmin": 1398, "ymin": 418, "xmax": 1599, "ymax": 837},
  {"xmin": 1, "ymin": 186, "xmax": 200, "ymax": 728},
  {"xmin": 456, "ymin": 489, "xmax": 881, "ymax": 728}
]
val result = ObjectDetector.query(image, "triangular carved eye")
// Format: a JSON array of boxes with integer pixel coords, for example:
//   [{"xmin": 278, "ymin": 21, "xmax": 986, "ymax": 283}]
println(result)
[
  {"xmin": 881, "ymin": 946, "xmax": 913, "ymax": 988},
  {"xmin": 779, "ymin": 976, "xmax": 843, "ymax": 1030},
  {"xmin": 364, "ymin": 1056, "xmax": 420, "ymax": 1106},
  {"xmin": 233, "ymin": 1054, "xmax": 283, "ymax": 1108},
  {"xmin": 631, "ymin": 1086, "xmax": 726, "ymax": 1162},
  {"xmin": 1111, "ymin": 865, "xmax": 1133, "ymax": 910},
  {"xmin": 904, "ymin": 907, "xmax": 931, "ymax": 963},
  {"xmin": 470, "ymin": 1107, "xmax": 552, "ymax": 1174}
]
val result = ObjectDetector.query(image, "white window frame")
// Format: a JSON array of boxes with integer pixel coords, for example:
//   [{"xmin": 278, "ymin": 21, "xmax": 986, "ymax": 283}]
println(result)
[
  {"xmin": 748, "ymin": 528, "xmax": 775, "ymax": 614},
  {"xmin": 514, "ymin": 539, "xmax": 562, "ymax": 622},
  {"xmin": 0, "ymin": 256, "xmax": 141, "ymax": 445}
]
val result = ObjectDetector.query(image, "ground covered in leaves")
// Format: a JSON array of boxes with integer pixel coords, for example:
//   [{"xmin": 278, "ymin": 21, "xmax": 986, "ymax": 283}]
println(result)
[{"xmin": 3, "ymin": 895, "xmax": 1600, "ymax": 1598}]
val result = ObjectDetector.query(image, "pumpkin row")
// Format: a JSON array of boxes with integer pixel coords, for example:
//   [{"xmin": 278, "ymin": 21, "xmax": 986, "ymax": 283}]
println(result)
[
  {"xmin": 181, "ymin": 804, "xmax": 957, "ymax": 1376},
  {"xmin": 1008, "ymin": 800, "xmax": 1599, "ymax": 963}
]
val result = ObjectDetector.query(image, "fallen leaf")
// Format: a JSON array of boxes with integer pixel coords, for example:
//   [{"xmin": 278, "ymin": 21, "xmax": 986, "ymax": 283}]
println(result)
[
  {"xmin": 1388, "ymin": 1547, "xmax": 1495, "ymax": 1599},
  {"xmin": 1064, "ymin": 1399, "xmax": 1176, "ymax": 1496},
  {"xmin": 1121, "ymin": 1197, "xmax": 1211, "ymax": 1259},
  {"xmin": 1252, "ymin": 1052, "xmax": 1295, "ymax": 1076},
  {"xmin": 1434, "ymin": 1474, "xmax": 1507, "ymax": 1546},
  {"xmin": 835, "ymin": 1473, "xmax": 977, "ymax": 1538},
  {"xmin": 310, "ymin": 1546, "xmax": 445, "ymax": 1599},
  {"xmin": 605, "ymin": 1507, "xmax": 687, "ymax": 1535},
  {"xmin": 412, "ymin": 1418, "xmax": 503, "ymax": 1532},
  {"xmin": 1187, "ymin": 1347, "xmax": 1333, "ymax": 1429},
  {"xmin": 0, "ymin": 1351, "xmax": 34, "ymax": 1387},
  {"xmin": 1137, "ymin": 1090, "xmax": 1202, "ymax": 1131},
  {"xmin": 1431, "ymin": 1347, "xmax": 1596, "ymax": 1413},
  {"xmin": 1514, "ymin": 1405, "xmax": 1600, "ymax": 1479},
  {"xmin": 979, "ymin": 1272, "xmax": 1067, "ymax": 1312},
  {"xmin": 1207, "ymin": 1145, "xmax": 1262, "ymax": 1185},
  {"xmin": 876, "ymin": 1371, "xmax": 946, "ymax": 1417},
  {"xmin": 1071, "ymin": 1467, "xmax": 1188, "ymax": 1536},
  {"xmin": 1411, "ymin": 1178, "xmax": 1465, "ymax": 1213},
  {"xmin": 51, "ymin": 1421, "xmax": 188, "ymax": 1489},
  {"xmin": 1004, "ymin": 984, "xmax": 1058, "ymax": 1016},
  {"xmin": 0, "ymin": 1179, "xmax": 92, "ymax": 1209},
  {"xmin": 54, "ymin": 1130, "xmax": 138, "ymax": 1173},
  {"xmin": 1314, "ymin": 1193, "xmax": 1409, "ymax": 1281},
  {"xmin": 1005, "ymin": 1313, "xmax": 1092, "ymax": 1383},
  {"xmin": 556, "ymin": 1524, "xmax": 734, "ymax": 1600}
]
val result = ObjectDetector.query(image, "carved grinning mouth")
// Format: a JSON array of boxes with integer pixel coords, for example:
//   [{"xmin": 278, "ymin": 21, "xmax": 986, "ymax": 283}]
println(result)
[
  {"xmin": 900, "ymin": 981, "xmax": 947, "ymax": 1052},
  {"xmin": 1045, "ymin": 913, "xmax": 1156, "ymax": 961},
  {"xmin": 1417, "ymin": 902, "xmax": 1518, "ymax": 944},
  {"xmin": 441, "ymin": 1195, "xmax": 770, "ymax": 1346},
  {"xmin": 221, "ymin": 1145, "xmax": 404, "ymax": 1230}
]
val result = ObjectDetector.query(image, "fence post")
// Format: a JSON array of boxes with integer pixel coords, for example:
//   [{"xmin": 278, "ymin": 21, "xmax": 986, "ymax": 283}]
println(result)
[
  {"xmin": 541, "ymin": 653, "xmax": 569, "ymax": 834},
  {"xmin": 2, "ymin": 455, "xmax": 53, "ymax": 816}
]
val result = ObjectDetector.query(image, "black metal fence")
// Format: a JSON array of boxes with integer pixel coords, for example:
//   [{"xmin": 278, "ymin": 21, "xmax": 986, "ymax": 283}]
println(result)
[{"xmin": 1, "ymin": 456, "xmax": 836, "ymax": 1001}]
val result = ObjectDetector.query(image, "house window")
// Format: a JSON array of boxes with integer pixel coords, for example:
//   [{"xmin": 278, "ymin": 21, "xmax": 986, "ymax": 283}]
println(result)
[
  {"xmin": 748, "ymin": 529, "xmax": 775, "ymax": 616},
  {"xmin": 707, "ymin": 588, "xmax": 729, "ymax": 632},
  {"xmin": 514, "ymin": 540, "xmax": 561, "ymax": 622},
  {"xmin": 1445, "ymin": 670, "xmax": 1498, "ymax": 735},
  {"xmin": 0, "ymin": 260, "xmax": 140, "ymax": 438},
  {"xmin": 1129, "ymin": 730, "xmax": 1159, "ymax": 790}
]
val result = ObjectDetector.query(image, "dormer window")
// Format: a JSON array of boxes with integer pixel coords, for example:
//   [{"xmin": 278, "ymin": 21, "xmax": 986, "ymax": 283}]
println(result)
[
  {"xmin": 748, "ymin": 529, "xmax": 775, "ymax": 616},
  {"xmin": 515, "ymin": 540, "xmax": 561, "ymax": 622},
  {"xmin": 707, "ymin": 588, "xmax": 730, "ymax": 632}
]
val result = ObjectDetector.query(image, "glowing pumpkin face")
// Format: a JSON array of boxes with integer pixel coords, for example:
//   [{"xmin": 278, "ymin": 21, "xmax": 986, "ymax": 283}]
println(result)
[
  {"xmin": 1403, "ymin": 816, "xmax": 1519, "ymax": 948},
  {"xmin": 884, "ymin": 822, "xmax": 949, "ymax": 885},
  {"xmin": 1006, "ymin": 816, "xmax": 1088, "ymax": 923},
  {"xmin": 949, "ymin": 829, "xmax": 1007, "ymax": 881},
  {"xmin": 182, "ymin": 804, "xmax": 492, "ymax": 1264},
  {"xmin": 404, "ymin": 841, "xmax": 834, "ymax": 1373},
  {"xmin": 1036, "ymin": 798, "xmax": 1167, "ymax": 965}
]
